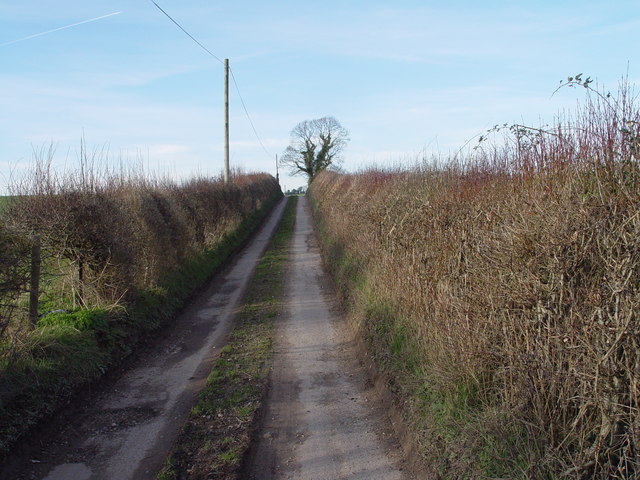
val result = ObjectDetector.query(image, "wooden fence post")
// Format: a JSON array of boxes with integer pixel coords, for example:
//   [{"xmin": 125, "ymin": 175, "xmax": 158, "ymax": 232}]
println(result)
[{"xmin": 29, "ymin": 235, "xmax": 41, "ymax": 325}]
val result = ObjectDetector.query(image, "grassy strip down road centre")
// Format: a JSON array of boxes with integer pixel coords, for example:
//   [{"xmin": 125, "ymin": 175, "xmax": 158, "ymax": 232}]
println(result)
[{"xmin": 158, "ymin": 196, "xmax": 296, "ymax": 480}]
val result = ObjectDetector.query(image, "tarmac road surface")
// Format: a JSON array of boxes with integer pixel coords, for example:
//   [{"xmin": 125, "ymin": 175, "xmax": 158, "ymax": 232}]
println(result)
[{"xmin": 244, "ymin": 197, "xmax": 410, "ymax": 480}]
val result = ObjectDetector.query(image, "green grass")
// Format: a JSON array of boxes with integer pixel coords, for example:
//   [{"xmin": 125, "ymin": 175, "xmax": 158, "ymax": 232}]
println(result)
[
  {"xmin": 0, "ymin": 196, "xmax": 13, "ymax": 212},
  {"xmin": 0, "ymin": 193, "xmax": 283, "ymax": 459},
  {"xmin": 157, "ymin": 196, "xmax": 297, "ymax": 480}
]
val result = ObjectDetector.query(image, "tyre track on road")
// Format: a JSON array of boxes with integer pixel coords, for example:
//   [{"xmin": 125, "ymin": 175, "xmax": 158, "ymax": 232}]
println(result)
[{"xmin": 245, "ymin": 196, "xmax": 409, "ymax": 480}]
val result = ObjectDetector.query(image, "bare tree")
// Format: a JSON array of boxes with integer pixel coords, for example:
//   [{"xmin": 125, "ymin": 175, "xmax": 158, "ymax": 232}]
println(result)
[{"xmin": 280, "ymin": 117, "xmax": 349, "ymax": 184}]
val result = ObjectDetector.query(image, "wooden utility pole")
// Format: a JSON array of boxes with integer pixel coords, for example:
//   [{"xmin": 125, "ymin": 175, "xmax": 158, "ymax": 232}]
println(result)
[
  {"xmin": 276, "ymin": 154, "xmax": 279, "ymax": 185},
  {"xmin": 224, "ymin": 59, "xmax": 230, "ymax": 183}
]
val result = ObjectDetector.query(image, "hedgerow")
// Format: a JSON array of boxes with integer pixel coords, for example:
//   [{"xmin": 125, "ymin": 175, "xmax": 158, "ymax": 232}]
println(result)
[
  {"xmin": 310, "ymin": 79, "xmax": 639, "ymax": 478},
  {"xmin": 0, "ymin": 156, "xmax": 281, "ymax": 457}
]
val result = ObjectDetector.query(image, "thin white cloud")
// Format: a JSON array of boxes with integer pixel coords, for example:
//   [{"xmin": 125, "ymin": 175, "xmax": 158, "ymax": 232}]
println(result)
[
  {"xmin": 144, "ymin": 144, "xmax": 190, "ymax": 157},
  {"xmin": 1, "ymin": 0, "xmax": 638, "ymax": 196},
  {"xmin": 0, "ymin": 11, "xmax": 122, "ymax": 47},
  {"xmin": 230, "ymin": 138, "xmax": 288, "ymax": 150},
  {"xmin": 220, "ymin": 4, "xmax": 602, "ymax": 64}
]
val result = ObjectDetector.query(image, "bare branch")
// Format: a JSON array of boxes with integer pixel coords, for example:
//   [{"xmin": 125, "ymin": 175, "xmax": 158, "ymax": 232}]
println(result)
[{"xmin": 280, "ymin": 117, "xmax": 349, "ymax": 184}]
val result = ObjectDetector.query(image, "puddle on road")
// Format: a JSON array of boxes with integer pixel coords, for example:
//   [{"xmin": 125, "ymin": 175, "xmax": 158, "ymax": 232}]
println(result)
[
  {"xmin": 89, "ymin": 405, "xmax": 161, "ymax": 434},
  {"xmin": 195, "ymin": 306, "xmax": 219, "ymax": 320},
  {"xmin": 44, "ymin": 463, "xmax": 92, "ymax": 480}
]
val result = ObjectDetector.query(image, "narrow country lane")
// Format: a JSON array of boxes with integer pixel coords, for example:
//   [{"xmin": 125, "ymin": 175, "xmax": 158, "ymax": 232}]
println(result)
[
  {"xmin": 1, "ymin": 198, "xmax": 287, "ymax": 480},
  {"xmin": 245, "ymin": 197, "xmax": 410, "ymax": 480}
]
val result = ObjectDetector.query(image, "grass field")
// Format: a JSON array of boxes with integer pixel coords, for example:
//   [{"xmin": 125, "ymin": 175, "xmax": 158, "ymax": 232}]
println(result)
[{"xmin": 0, "ymin": 196, "xmax": 12, "ymax": 212}]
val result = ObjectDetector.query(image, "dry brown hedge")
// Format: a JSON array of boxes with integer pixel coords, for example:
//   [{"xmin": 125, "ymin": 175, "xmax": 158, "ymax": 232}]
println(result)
[
  {"xmin": 309, "ymin": 84, "xmax": 639, "ymax": 478},
  {"xmin": 1, "ymin": 169, "xmax": 280, "ymax": 334},
  {"xmin": 0, "ymin": 224, "xmax": 31, "ymax": 342},
  {"xmin": 0, "ymin": 167, "xmax": 281, "ymax": 456}
]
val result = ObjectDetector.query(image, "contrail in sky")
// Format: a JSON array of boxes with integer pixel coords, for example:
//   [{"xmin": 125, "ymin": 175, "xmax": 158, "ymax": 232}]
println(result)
[{"xmin": 0, "ymin": 11, "xmax": 122, "ymax": 47}]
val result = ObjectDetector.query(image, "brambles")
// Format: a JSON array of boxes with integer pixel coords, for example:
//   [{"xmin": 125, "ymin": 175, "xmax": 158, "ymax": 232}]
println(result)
[
  {"xmin": 3, "ymin": 158, "xmax": 280, "ymax": 310},
  {"xmin": 0, "ymin": 225, "xmax": 31, "ymax": 345},
  {"xmin": 310, "ymin": 80, "xmax": 639, "ymax": 478}
]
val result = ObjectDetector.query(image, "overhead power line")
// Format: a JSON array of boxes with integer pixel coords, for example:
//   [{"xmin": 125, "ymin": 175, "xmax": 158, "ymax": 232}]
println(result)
[
  {"xmin": 230, "ymin": 69, "xmax": 272, "ymax": 157},
  {"xmin": 149, "ymin": 1, "xmax": 223, "ymax": 64},
  {"xmin": 148, "ymin": 1, "xmax": 272, "ymax": 157}
]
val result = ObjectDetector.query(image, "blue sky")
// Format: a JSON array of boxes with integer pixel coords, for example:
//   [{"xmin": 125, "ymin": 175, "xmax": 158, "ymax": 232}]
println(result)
[{"xmin": 1, "ymin": 1, "xmax": 638, "ymax": 193}]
